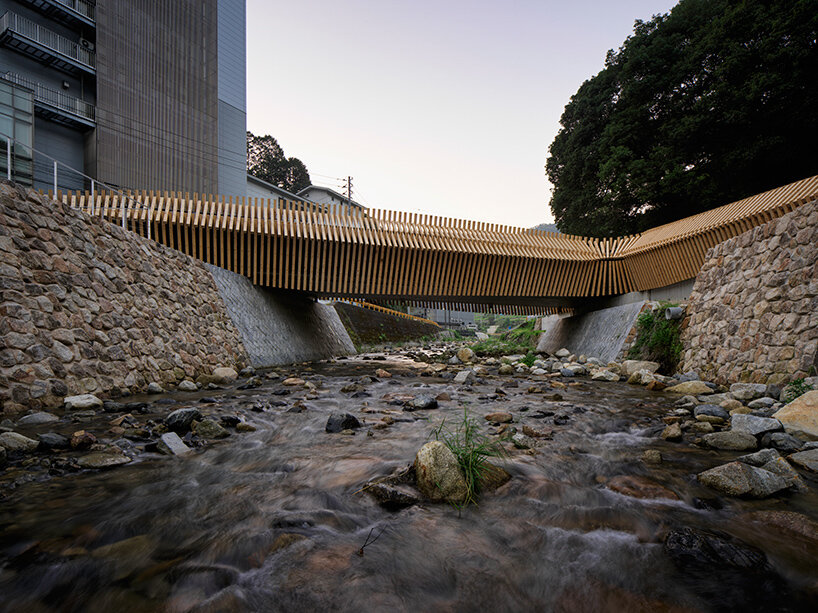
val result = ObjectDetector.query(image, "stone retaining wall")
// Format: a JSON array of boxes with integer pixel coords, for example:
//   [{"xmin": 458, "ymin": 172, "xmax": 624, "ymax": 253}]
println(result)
[
  {"xmin": 0, "ymin": 183, "xmax": 248, "ymax": 414},
  {"xmin": 680, "ymin": 197, "xmax": 818, "ymax": 385}
]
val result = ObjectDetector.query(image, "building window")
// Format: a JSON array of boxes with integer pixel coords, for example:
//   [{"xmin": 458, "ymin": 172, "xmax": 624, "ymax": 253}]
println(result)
[{"xmin": 0, "ymin": 79, "xmax": 34, "ymax": 186}]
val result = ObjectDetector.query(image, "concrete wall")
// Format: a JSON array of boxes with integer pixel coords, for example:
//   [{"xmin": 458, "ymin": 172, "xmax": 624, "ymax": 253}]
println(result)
[
  {"xmin": 680, "ymin": 197, "xmax": 818, "ymax": 385},
  {"xmin": 216, "ymin": 0, "xmax": 247, "ymax": 198},
  {"xmin": 334, "ymin": 302, "xmax": 440, "ymax": 346},
  {"xmin": 208, "ymin": 266, "xmax": 356, "ymax": 366},
  {"xmin": 537, "ymin": 301, "xmax": 648, "ymax": 363}
]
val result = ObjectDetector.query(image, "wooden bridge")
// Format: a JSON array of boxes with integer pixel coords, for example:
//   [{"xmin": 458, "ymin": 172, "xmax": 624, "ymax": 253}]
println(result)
[{"xmin": 57, "ymin": 174, "xmax": 818, "ymax": 315}]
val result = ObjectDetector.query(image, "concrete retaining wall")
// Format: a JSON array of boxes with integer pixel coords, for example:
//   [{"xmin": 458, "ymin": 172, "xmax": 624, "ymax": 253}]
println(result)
[
  {"xmin": 334, "ymin": 302, "xmax": 440, "ymax": 347},
  {"xmin": 537, "ymin": 301, "xmax": 648, "ymax": 363},
  {"xmin": 208, "ymin": 266, "xmax": 355, "ymax": 366}
]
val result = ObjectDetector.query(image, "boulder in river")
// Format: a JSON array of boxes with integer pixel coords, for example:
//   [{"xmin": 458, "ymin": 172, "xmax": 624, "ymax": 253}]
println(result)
[
  {"xmin": 405, "ymin": 395, "xmax": 438, "ymax": 411},
  {"xmin": 607, "ymin": 475, "xmax": 679, "ymax": 500},
  {"xmin": 414, "ymin": 441, "xmax": 468, "ymax": 505},
  {"xmin": 193, "ymin": 419, "xmax": 230, "ymax": 439},
  {"xmin": 456, "ymin": 347, "xmax": 475, "ymax": 363},
  {"xmin": 665, "ymin": 381, "xmax": 714, "ymax": 395},
  {"xmin": 77, "ymin": 451, "xmax": 132, "ymax": 469},
  {"xmin": 772, "ymin": 390, "xmax": 818, "ymax": 440},
  {"xmin": 0, "ymin": 431, "xmax": 39, "ymax": 452},
  {"xmin": 730, "ymin": 414, "xmax": 782, "ymax": 436},
  {"xmin": 787, "ymin": 448, "xmax": 818, "ymax": 472},
  {"xmin": 64, "ymin": 394, "xmax": 103, "ymax": 410},
  {"xmin": 212, "ymin": 367, "xmax": 239, "ymax": 383},
  {"xmin": 38, "ymin": 432, "xmax": 70, "ymax": 450},
  {"xmin": 701, "ymin": 431, "xmax": 757, "ymax": 451},
  {"xmin": 165, "ymin": 408, "xmax": 202, "ymax": 433},
  {"xmin": 697, "ymin": 461, "xmax": 789, "ymax": 497},
  {"xmin": 621, "ymin": 360, "xmax": 659, "ymax": 376},
  {"xmin": 325, "ymin": 412, "xmax": 361, "ymax": 433},
  {"xmin": 158, "ymin": 432, "xmax": 192, "ymax": 456},
  {"xmin": 17, "ymin": 412, "xmax": 59, "ymax": 426}
]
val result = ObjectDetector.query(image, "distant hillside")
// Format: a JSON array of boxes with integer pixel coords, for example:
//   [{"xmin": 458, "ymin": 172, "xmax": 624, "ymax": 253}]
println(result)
[{"xmin": 531, "ymin": 223, "xmax": 559, "ymax": 233}]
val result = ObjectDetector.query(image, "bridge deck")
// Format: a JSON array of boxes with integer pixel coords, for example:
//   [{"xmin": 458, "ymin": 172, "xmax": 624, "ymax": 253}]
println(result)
[{"xmin": 55, "ymin": 174, "xmax": 818, "ymax": 315}]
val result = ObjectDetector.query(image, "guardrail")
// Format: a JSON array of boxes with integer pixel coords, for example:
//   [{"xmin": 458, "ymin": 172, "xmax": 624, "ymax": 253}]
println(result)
[
  {"xmin": 338, "ymin": 300, "xmax": 441, "ymax": 327},
  {"xmin": 2, "ymin": 71, "xmax": 95, "ymax": 123},
  {"xmin": 0, "ymin": 11, "xmax": 95, "ymax": 70}
]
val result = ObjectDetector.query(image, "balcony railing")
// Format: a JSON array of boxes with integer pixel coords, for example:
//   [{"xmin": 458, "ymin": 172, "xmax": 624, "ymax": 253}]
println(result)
[
  {"xmin": 0, "ymin": 11, "xmax": 95, "ymax": 73},
  {"xmin": 2, "ymin": 72, "xmax": 95, "ymax": 127},
  {"xmin": 17, "ymin": 0, "xmax": 95, "ymax": 25}
]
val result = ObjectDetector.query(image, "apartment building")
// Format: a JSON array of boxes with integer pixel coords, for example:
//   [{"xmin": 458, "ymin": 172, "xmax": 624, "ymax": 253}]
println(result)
[{"xmin": 0, "ymin": 0, "xmax": 247, "ymax": 196}]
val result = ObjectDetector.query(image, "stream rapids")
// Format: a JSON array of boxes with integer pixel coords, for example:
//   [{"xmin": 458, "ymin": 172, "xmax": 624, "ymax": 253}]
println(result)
[{"xmin": 1, "ymin": 350, "xmax": 817, "ymax": 612}]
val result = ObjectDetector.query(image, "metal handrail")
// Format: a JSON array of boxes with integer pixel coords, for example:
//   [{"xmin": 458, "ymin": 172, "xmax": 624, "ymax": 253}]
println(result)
[
  {"xmin": 54, "ymin": 0, "xmax": 95, "ymax": 21},
  {"xmin": 0, "ymin": 11, "xmax": 95, "ymax": 69},
  {"xmin": 2, "ymin": 72, "xmax": 95, "ymax": 122}
]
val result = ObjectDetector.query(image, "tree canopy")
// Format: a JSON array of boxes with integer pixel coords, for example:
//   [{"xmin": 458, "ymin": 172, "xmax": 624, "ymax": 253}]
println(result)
[
  {"xmin": 247, "ymin": 132, "xmax": 312, "ymax": 194},
  {"xmin": 546, "ymin": 0, "xmax": 818, "ymax": 237}
]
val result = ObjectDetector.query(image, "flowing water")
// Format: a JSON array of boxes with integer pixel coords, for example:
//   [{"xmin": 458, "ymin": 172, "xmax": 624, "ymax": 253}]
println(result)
[{"xmin": 1, "ymin": 353, "xmax": 817, "ymax": 612}]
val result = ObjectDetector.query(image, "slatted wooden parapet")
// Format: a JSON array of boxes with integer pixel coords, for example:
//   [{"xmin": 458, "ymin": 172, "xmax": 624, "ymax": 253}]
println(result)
[{"xmin": 52, "ymin": 174, "xmax": 818, "ymax": 315}]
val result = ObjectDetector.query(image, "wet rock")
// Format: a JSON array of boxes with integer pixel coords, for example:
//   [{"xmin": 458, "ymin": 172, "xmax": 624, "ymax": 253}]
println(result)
[
  {"xmin": 165, "ymin": 408, "xmax": 202, "ymax": 433},
  {"xmin": 37, "ymin": 432, "xmax": 70, "ymax": 450},
  {"xmin": 730, "ymin": 383, "xmax": 768, "ymax": 402},
  {"xmin": 642, "ymin": 449, "xmax": 662, "ymax": 464},
  {"xmin": 0, "ymin": 446, "xmax": 5, "ymax": 467},
  {"xmin": 661, "ymin": 423, "xmax": 682, "ymax": 441},
  {"xmin": 665, "ymin": 381, "xmax": 714, "ymax": 395},
  {"xmin": 511, "ymin": 433, "xmax": 538, "ymax": 449},
  {"xmin": 64, "ymin": 394, "xmax": 103, "ymax": 410},
  {"xmin": 736, "ymin": 448, "xmax": 780, "ymax": 467},
  {"xmin": 760, "ymin": 431, "xmax": 803, "ymax": 452},
  {"xmin": 77, "ymin": 451, "xmax": 131, "ymax": 469},
  {"xmin": 663, "ymin": 528, "xmax": 783, "ymax": 609},
  {"xmin": 788, "ymin": 448, "xmax": 818, "ymax": 472},
  {"xmin": 772, "ymin": 390, "xmax": 818, "ymax": 440},
  {"xmin": 147, "ymin": 382, "xmax": 164, "ymax": 394},
  {"xmin": 235, "ymin": 422, "xmax": 257, "ymax": 433},
  {"xmin": 694, "ymin": 404, "xmax": 729, "ymax": 420},
  {"xmin": 485, "ymin": 412, "xmax": 512, "ymax": 424},
  {"xmin": 701, "ymin": 431, "xmax": 757, "ymax": 451},
  {"xmin": 555, "ymin": 348, "xmax": 570, "ymax": 358},
  {"xmin": 283, "ymin": 377, "xmax": 306, "ymax": 387},
  {"xmin": 178, "ymin": 380, "xmax": 198, "ymax": 392},
  {"xmin": 690, "ymin": 422, "xmax": 714, "ymax": 434},
  {"xmin": 220, "ymin": 415, "xmax": 241, "ymax": 428},
  {"xmin": 478, "ymin": 463, "xmax": 512, "ymax": 492},
  {"xmin": 453, "ymin": 370, "xmax": 475, "ymax": 385},
  {"xmin": 747, "ymin": 397, "xmax": 777, "ymax": 409},
  {"xmin": 621, "ymin": 360, "xmax": 660, "ymax": 376},
  {"xmin": 325, "ymin": 413, "xmax": 361, "ymax": 433},
  {"xmin": 456, "ymin": 347, "xmax": 475, "ymax": 363},
  {"xmin": 405, "ymin": 395, "xmax": 438, "ymax": 411},
  {"xmin": 375, "ymin": 368, "xmax": 391, "ymax": 378},
  {"xmin": 365, "ymin": 482, "xmax": 421, "ymax": 510},
  {"xmin": 697, "ymin": 461, "xmax": 788, "ymax": 497},
  {"xmin": 17, "ymin": 411, "xmax": 59, "ymax": 425},
  {"xmin": 607, "ymin": 475, "xmax": 679, "ymax": 499},
  {"xmin": 761, "ymin": 457, "xmax": 807, "ymax": 491},
  {"xmin": 193, "ymin": 419, "xmax": 229, "ymax": 439},
  {"xmin": 0, "ymin": 432, "xmax": 39, "ymax": 452},
  {"xmin": 559, "ymin": 368, "xmax": 576, "ymax": 377},
  {"xmin": 645, "ymin": 379, "xmax": 668, "ymax": 391},
  {"xmin": 212, "ymin": 367, "xmax": 239, "ymax": 383},
  {"xmin": 435, "ymin": 392, "xmax": 451, "ymax": 402},
  {"xmin": 591, "ymin": 369, "xmax": 619, "ymax": 382},
  {"xmin": 730, "ymin": 414, "xmax": 782, "ymax": 436},
  {"xmin": 414, "ymin": 441, "xmax": 468, "ymax": 504},
  {"xmin": 498, "ymin": 364, "xmax": 514, "ymax": 375},
  {"xmin": 102, "ymin": 400, "xmax": 127, "ymax": 413},
  {"xmin": 70, "ymin": 430, "xmax": 97, "ymax": 450},
  {"xmin": 158, "ymin": 432, "xmax": 192, "ymax": 456},
  {"xmin": 743, "ymin": 510, "xmax": 818, "ymax": 545}
]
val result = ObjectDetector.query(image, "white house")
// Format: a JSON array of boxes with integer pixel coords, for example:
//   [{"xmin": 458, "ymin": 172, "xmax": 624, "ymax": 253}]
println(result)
[{"xmin": 297, "ymin": 185, "xmax": 366, "ymax": 214}]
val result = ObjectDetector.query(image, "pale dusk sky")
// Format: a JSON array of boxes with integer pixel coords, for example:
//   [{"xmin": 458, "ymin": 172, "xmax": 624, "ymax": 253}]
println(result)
[{"xmin": 246, "ymin": 0, "xmax": 679, "ymax": 227}]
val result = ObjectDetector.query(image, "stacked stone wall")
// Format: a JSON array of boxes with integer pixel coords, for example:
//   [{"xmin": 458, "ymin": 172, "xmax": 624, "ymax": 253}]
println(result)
[
  {"xmin": 0, "ymin": 183, "xmax": 248, "ymax": 414},
  {"xmin": 680, "ymin": 198, "xmax": 818, "ymax": 385}
]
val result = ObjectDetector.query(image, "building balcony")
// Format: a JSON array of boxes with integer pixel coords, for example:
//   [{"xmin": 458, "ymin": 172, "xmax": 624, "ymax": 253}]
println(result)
[
  {"xmin": 15, "ymin": 0, "xmax": 95, "ymax": 29},
  {"xmin": 0, "ymin": 11, "xmax": 95, "ymax": 76},
  {"xmin": 2, "ymin": 72, "xmax": 95, "ymax": 129}
]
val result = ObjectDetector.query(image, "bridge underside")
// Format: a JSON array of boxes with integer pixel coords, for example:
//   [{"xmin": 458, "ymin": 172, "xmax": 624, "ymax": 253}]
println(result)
[{"xmin": 58, "ymin": 175, "xmax": 818, "ymax": 315}]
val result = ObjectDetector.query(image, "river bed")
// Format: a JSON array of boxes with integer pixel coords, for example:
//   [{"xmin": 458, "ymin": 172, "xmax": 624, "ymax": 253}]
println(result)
[{"xmin": 1, "ymin": 352, "xmax": 817, "ymax": 612}]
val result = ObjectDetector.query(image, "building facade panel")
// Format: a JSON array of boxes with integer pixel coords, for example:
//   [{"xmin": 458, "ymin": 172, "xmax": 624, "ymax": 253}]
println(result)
[{"xmin": 95, "ymin": 0, "xmax": 219, "ymax": 194}]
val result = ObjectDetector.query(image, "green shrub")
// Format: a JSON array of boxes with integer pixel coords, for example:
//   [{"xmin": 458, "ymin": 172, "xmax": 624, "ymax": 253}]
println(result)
[
  {"xmin": 627, "ymin": 302, "xmax": 683, "ymax": 374},
  {"xmin": 431, "ymin": 409, "xmax": 506, "ymax": 506},
  {"xmin": 783, "ymin": 378, "xmax": 814, "ymax": 403}
]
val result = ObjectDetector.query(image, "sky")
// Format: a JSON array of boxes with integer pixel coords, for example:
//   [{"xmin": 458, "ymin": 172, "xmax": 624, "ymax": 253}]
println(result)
[{"xmin": 246, "ymin": 0, "xmax": 679, "ymax": 227}]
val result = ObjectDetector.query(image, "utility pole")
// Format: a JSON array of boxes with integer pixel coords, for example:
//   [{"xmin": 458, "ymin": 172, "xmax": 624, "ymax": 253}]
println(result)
[{"xmin": 342, "ymin": 175, "xmax": 353, "ymax": 208}]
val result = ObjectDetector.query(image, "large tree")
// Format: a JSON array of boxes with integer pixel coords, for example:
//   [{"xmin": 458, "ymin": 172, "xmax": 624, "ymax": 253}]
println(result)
[
  {"xmin": 247, "ymin": 132, "xmax": 312, "ymax": 193},
  {"xmin": 546, "ymin": 0, "xmax": 818, "ymax": 237}
]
